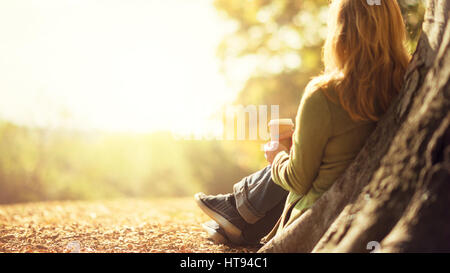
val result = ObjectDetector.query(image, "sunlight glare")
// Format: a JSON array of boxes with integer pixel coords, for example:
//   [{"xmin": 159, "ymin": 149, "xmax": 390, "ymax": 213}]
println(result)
[{"xmin": 0, "ymin": 0, "xmax": 247, "ymax": 135}]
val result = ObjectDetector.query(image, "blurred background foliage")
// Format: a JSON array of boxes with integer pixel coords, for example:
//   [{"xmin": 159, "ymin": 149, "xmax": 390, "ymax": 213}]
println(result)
[
  {"xmin": 0, "ymin": 0, "xmax": 425, "ymax": 204},
  {"xmin": 0, "ymin": 121, "xmax": 263, "ymax": 203}
]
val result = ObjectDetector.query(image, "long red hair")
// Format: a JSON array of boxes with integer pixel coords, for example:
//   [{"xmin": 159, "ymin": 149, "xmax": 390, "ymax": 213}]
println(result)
[{"xmin": 309, "ymin": 0, "xmax": 411, "ymax": 122}]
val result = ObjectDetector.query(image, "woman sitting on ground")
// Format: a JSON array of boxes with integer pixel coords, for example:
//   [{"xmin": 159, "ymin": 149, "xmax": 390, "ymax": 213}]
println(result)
[{"xmin": 195, "ymin": 0, "xmax": 411, "ymax": 246}]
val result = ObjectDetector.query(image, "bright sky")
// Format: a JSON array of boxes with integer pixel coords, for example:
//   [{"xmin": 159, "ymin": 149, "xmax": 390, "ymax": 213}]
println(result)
[{"xmin": 0, "ymin": 0, "xmax": 247, "ymax": 135}]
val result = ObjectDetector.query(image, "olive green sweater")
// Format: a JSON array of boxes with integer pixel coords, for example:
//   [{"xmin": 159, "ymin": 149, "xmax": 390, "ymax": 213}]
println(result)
[{"xmin": 269, "ymin": 86, "xmax": 376, "ymax": 237}]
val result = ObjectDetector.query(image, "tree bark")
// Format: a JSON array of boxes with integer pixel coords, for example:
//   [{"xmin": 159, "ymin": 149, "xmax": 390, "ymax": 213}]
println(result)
[{"xmin": 259, "ymin": 0, "xmax": 450, "ymax": 253}]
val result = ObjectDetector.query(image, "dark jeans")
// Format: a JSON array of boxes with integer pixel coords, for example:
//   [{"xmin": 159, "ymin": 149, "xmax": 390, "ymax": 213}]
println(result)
[{"xmin": 232, "ymin": 166, "xmax": 288, "ymax": 242}]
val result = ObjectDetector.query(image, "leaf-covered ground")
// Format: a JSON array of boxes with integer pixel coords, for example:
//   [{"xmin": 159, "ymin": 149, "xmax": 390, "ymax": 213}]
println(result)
[{"xmin": 0, "ymin": 198, "xmax": 258, "ymax": 253}]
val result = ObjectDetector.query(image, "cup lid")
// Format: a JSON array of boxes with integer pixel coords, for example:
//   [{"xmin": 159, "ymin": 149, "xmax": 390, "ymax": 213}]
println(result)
[{"xmin": 268, "ymin": 118, "xmax": 294, "ymax": 127}]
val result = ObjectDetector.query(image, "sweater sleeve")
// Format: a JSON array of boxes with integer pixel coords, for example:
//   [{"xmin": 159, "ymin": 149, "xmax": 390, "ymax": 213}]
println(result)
[{"xmin": 271, "ymin": 89, "xmax": 332, "ymax": 195}]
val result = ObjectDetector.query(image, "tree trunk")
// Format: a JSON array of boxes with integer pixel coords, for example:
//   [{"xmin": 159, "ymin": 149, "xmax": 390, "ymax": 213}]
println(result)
[{"xmin": 259, "ymin": 0, "xmax": 450, "ymax": 253}]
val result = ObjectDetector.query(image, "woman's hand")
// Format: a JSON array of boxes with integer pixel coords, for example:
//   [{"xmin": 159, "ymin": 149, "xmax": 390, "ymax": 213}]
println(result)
[{"xmin": 264, "ymin": 141, "xmax": 288, "ymax": 165}]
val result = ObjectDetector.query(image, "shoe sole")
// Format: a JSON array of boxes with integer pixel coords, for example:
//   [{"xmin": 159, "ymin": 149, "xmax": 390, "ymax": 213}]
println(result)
[
  {"xmin": 194, "ymin": 193, "xmax": 243, "ymax": 244},
  {"xmin": 201, "ymin": 222, "xmax": 228, "ymax": 244}
]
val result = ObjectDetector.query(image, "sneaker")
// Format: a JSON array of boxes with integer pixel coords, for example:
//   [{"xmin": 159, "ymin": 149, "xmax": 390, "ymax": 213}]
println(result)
[
  {"xmin": 201, "ymin": 220, "xmax": 229, "ymax": 244},
  {"xmin": 194, "ymin": 192, "xmax": 247, "ymax": 244}
]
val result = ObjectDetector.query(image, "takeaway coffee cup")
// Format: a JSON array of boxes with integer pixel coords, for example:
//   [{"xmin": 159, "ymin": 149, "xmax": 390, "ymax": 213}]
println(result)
[{"xmin": 267, "ymin": 118, "xmax": 294, "ymax": 149}]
